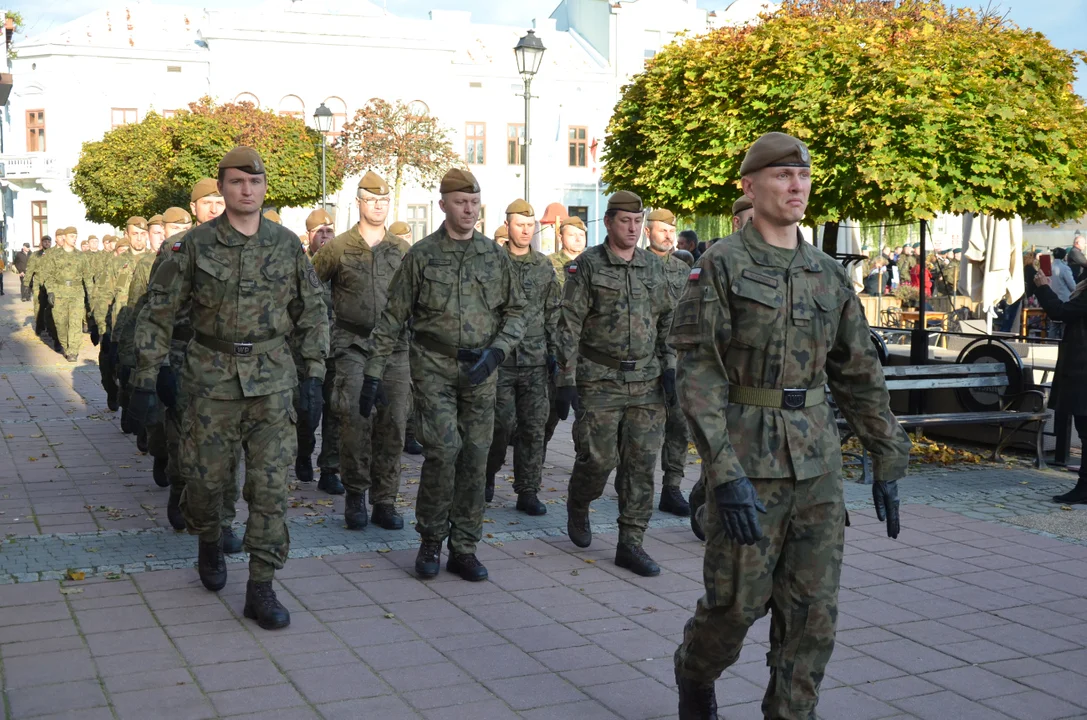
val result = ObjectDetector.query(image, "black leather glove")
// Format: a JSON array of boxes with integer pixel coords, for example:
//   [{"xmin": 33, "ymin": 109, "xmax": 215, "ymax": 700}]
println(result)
[
  {"xmin": 156, "ymin": 366, "xmax": 178, "ymax": 408},
  {"xmin": 458, "ymin": 347, "xmax": 505, "ymax": 386},
  {"xmin": 101, "ymin": 332, "xmax": 111, "ymax": 348},
  {"xmin": 873, "ymin": 480, "xmax": 900, "ymax": 539},
  {"xmin": 713, "ymin": 477, "xmax": 767, "ymax": 546},
  {"xmin": 119, "ymin": 365, "xmax": 133, "ymax": 388},
  {"xmin": 89, "ymin": 319, "xmax": 100, "ymax": 346},
  {"xmin": 299, "ymin": 377, "xmax": 324, "ymax": 429},
  {"xmin": 547, "ymin": 355, "xmax": 559, "ymax": 381},
  {"xmin": 358, "ymin": 376, "xmax": 383, "ymax": 418},
  {"xmin": 555, "ymin": 385, "xmax": 580, "ymax": 421},
  {"xmin": 128, "ymin": 388, "xmax": 158, "ymax": 428},
  {"xmin": 662, "ymin": 368, "xmax": 677, "ymax": 407}
]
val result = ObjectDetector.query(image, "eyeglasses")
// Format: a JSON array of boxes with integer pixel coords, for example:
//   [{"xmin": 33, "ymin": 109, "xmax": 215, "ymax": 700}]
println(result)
[{"xmin": 360, "ymin": 197, "xmax": 391, "ymax": 207}]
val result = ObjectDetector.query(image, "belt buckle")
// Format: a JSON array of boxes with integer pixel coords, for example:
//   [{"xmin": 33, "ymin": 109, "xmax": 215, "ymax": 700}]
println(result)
[
  {"xmin": 782, "ymin": 388, "xmax": 806, "ymax": 409},
  {"xmin": 619, "ymin": 360, "xmax": 637, "ymax": 372},
  {"xmin": 234, "ymin": 342, "xmax": 254, "ymax": 356}
]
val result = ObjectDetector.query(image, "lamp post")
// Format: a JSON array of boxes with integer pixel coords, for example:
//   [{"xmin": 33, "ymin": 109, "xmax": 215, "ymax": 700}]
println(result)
[
  {"xmin": 514, "ymin": 29, "xmax": 546, "ymax": 205},
  {"xmin": 313, "ymin": 102, "xmax": 333, "ymax": 209}
]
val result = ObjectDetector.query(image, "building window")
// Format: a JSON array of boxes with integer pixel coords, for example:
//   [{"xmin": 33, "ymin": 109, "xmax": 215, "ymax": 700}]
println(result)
[
  {"xmin": 323, "ymin": 96, "xmax": 347, "ymax": 135},
  {"xmin": 31, "ymin": 201, "xmax": 47, "ymax": 246},
  {"xmin": 234, "ymin": 92, "xmax": 260, "ymax": 106},
  {"xmin": 475, "ymin": 206, "xmax": 486, "ymax": 235},
  {"xmin": 507, "ymin": 124, "xmax": 525, "ymax": 165},
  {"xmin": 568, "ymin": 126, "xmax": 588, "ymax": 167},
  {"xmin": 161, "ymin": 109, "xmax": 179, "ymax": 119},
  {"xmin": 465, "ymin": 122, "xmax": 485, "ymax": 165},
  {"xmin": 644, "ymin": 30, "xmax": 661, "ymax": 59},
  {"xmin": 111, "ymin": 108, "xmax": 137, "ymax": 128},
  {"xmin": 26, "ymin": 110, "xmax": 45, "ymax": 152},
  {"xmin": 279, "ymin": 94, "xmax": 305, "ymax": 119},
  {"xmin": 407, "ymin": 204, "xmax": 428, "ymax": 242},
  {"xmin": 408, "ymin": 100, "xmax": 430, "ymax": 118},
  {"xmin": 567, "ymin": 206, "xmax": 588, "ymax": 224}
]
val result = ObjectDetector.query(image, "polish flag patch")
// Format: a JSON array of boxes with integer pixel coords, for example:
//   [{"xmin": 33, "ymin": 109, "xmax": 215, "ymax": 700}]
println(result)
[
  {"xmin": 689, "ymin": 267, "xmax": 702, "ymax": 281},
  {"xmin": 567, "ymin": 264, "xmax": 577, "ymax": 274},
  {"xmin": 172, "ymin": 241, "xmax": 183, "ymax": 252}
]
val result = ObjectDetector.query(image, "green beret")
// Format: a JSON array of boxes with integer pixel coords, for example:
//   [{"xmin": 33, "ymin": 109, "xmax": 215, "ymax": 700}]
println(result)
[
  {"xmin": 440, "ymin": 168, "xmax": 480, "ymax": 194},
  {"xmin": 647, "ymin": 209, "xmax": 676, "ymax": 225},
  {"xmin": 357, "ymin": 171, "xmax": 390, "ymax": 196},
  {"xmin": 732, "ymin": 196, "xmax": 753, "ymax": 216},
  {"xmin": 739, "ymin": 132, "xmax": 811, "ymax": 176},
  {"xmin": 505, "ymin": 199, "xmax": 534, "ymax": 217},
  {"xmin": 608, "ymin": 191, "xmax": 642, "ymax": 214},
  {"xmin": 218, "ymin": 146, "xmax": 265, "ymax": 174}
]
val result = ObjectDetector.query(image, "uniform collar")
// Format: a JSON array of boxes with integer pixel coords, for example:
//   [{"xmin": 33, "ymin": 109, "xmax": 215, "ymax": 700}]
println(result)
[
  {"xmin": 739, "ymin": 222, "xmax": 820, "ymax": 272},
  {"xmin": 346, "ymin": 224, "xmax": 398, "ymax": 253},
  {"xmin": 438, "ymin": 224, "xmax": 490, "ymax": 259},
  {"xmin": 212, "ymin": 215, "xmax": 255, "ymax": 248},
  {"xmin": 602, "ymin": 238, "xmax": 647, "ymax": 267},
  {"xmin": 506, "ymin": 245, "xmax": 536, "ymax": 263}
]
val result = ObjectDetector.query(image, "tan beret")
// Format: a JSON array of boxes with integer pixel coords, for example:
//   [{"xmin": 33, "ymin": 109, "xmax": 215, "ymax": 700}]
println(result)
[
  {"xmin": 647, "ymin": 209, "xmax": 676, "ymax": 226},
  {"xmin": 305, "ymin": 209, "xmax": 333, "ymax": 232},
  {"xmin": 607, "ymin": 191, "xmax": 643, "ymax": 214},
  {"xmin": 218, "ymin": 146, "xmax": 265, "ymax": 174},
  {"xmin": 87, "ymin": 235, "xmax": 98, "ymax": 241},
  {"xmin": 493, "ymin": 225, "xmax": 508, "ymax": 240},
  {"xmin": 126, "ymin": 216, "xmax": 148, "ymax": 231},
  {"xmin": 62, "ymin": 226, "xmax": 77, "ymax": 235},
  {"xmin": 739, "ymin": 132, "xmax": 811, "ymax": 176},
  {"xmin": 389, "ymin": 221, "xmax": 411, "ymax": 236},
  {"xmin": 114, "ymin": 236, "xmax": 131, "ymax": 249},
  {"xmin": 148, "ymin": 215, "xmax": 164, "ymax": 227},
  {"xmin": 262, "ymin": 209, "xmax": 281, "ymax": 224},
  {"xmin": 505, "ymin": 199, "xmax": 534, "ymax": 217},
  {"xmin": 732, "ymin": 196, "xmax": 753, "ymax": 216},
  {"xmin": 357, "ymin": 171, "xmax": 390, "ymax": 196},
  {"xmin": 162, "ymin": 207, "xmax": 192, "ymax": 224},
  {"xmin": 560, "ymin": 216, "xmax": 587, "ymax": 232},
  {"xmin": 102, "ymin": 234, "xmax": 115, "ymax": 243},
  {"xmin": 191, "ymin": 178, "xmax": 220, "ymax": 202},
  {"xmin": 439, "ymin": 168, "xmax": 480, "ymax": 194}
]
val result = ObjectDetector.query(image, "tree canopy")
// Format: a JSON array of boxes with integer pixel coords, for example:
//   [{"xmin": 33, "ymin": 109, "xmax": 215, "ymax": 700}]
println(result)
[
  {"xmin": 71, "ymin": 97, "xmax": 346, "ymax": 228},
  {"xmin": 334, "ymin": 99, "xmax": 461, "ymax": 220},
  {"xmin": 603, "ymin": 0, "xmax": 1087, "ymax": 224}
]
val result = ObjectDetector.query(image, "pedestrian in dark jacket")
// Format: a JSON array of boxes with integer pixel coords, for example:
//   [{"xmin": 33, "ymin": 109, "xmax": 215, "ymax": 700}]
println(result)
[
  {"xmin": 1069, "ymin": 234, "xmax": 1087, "ymax": 283},
  {"xmin": 1034, "ymin": 270, "xmax": 1087, "ymax": 503},
  {"xmin": 13, "ymin": 244, "xmax": 29, "ymax": 299}
]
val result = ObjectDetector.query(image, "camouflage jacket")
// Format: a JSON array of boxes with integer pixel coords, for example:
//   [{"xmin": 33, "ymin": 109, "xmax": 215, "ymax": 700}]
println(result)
[
  {"xmin": 117, "ymin": 251, "xmax": 158, "ymax": 367},
  {"xmin": 134, "ymin": 215, "xmax": 329, "ymax": 400},
  {"xmin": 668, "ymin": 223, "xmax": 911, "ymax": 490},
  {"xmin": 41, "ymin": 249, "xmax": 90, "ymax": 297},
  {"xmin": 556, "ymin": 240, "xmax": 675, "ymax": 387},
  {"xmin": 549, "ymin": 250, "xmax": 577, "ymax": 283},
  {"xmin": 657, "ymin": 251, "xmax": 690, "ymax": 303},
  {"xmin": 363, "ymin": 223, "xmax": 526, "ymax": 380},
  {"xmin": 311, "ymin": 226, "xmax": 410, "ymax": 355},
  {"xmin": 110, "ymin": 251, "xmax": 145, "ymax": 331},
  {"xmin": 504, "ymin": 247, "xmax": 561, "ymax": 368}
]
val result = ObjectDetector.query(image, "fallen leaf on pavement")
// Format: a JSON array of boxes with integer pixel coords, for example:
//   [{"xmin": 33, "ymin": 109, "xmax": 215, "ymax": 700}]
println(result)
[{"xmin": 66, "ymin": 569, "xmax": 85, "ymax": 581}]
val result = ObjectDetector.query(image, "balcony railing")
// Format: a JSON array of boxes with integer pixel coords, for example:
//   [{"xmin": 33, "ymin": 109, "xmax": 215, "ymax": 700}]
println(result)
[{"xmin": 0, "ymin": 154, "xmax": 63, "ymax": 180}]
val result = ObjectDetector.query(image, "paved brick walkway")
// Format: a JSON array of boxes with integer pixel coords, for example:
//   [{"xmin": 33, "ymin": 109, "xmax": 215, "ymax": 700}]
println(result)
[{"xmin": 5, "ymin": 291, "xmax": 1087, "ymax": 718}]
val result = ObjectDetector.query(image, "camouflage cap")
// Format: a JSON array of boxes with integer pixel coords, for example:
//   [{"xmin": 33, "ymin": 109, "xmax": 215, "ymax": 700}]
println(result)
[
  {"xmin": 218, "ymin": 146, "xmax": 265, "ymax": 174},
  {"xmin": 607, "ymin": 191, "xmax": 642, "ymax": 214},
  {"xmin": 262, "ymin": 209, "xmax": 281, "ymax": 223},
  {"xmin": 388, "ymin": 220, "xmax": 411, "ymax": 236},
  {"xmin": 732, "ymin": 195, "xmax": 754, "ymax": 216},
  {"xmin": 646, "ymin": 208, "xmax": 676, "ymax": 226},
  {"xmin": 162, "ymin": 207, "xmax": 192, "ymax": 224},
  {"xmin": 505, "ymin": 199, "xmax": 534, "ymax": 217},
  {"xmin": 148, "ymin": 214, "xmax": 164, "ymax": 227},
  {"xmin": 126, "ymin": 216, "xmax": 148, "ymax": 231},
  {"xmin": 305, "ymin": 209, "xmax": 333, "ymax": 231},
  {"xmin": 739, "ymin": 132, "xmax": 811, "ymax": 176},
  {"xmin": 493, "ymin": 225, "xmax": 508, "ymax": 240},
  {"xmin": 439, "ymin": 168, "xmax": 480, "ymax": 194},
  {"xmin": 191, "ymin": 178, "xmax": 220, "ymax": 202},
  {"xmin": 357, "ymin": 171, "xmax": 390, "ymax": 196},
  {"xmin": 559, "ymin": 216, "xmax": 587, "ymax": 232}
]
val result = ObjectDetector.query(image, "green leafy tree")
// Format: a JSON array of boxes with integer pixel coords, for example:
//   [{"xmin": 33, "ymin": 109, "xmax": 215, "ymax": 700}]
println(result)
[
  {"xmin": 335, "ymin": 99, "xmax": 461, "ymax": 220},
  {"xmin": 603, "ymin": 0, "xmax": 1087, "ymax": 224},
  {"xmin": 71, "ymin": 97, "xmax": 346, "ymax": 228}
]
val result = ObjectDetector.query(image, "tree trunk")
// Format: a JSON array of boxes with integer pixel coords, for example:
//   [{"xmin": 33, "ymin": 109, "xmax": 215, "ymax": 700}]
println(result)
[{"xmin": 393, "ymin": 164, "xmax": 404, "ymax": 222}]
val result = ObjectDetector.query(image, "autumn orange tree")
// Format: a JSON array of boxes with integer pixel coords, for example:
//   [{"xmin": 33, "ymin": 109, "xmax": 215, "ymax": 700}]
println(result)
[
  {"xmin": 71, "ymin": 97, "xmax": 346, "ymax": 227},
  {"xmin": 334, "ymin": 99, "xmax": 461, "ymax": 220},
  {"xmin": 603, "ymin": 0, "xmax": 1087, "ymax": 224}
]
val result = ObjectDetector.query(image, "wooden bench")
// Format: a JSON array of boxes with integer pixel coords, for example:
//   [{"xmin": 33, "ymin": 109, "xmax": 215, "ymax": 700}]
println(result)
[{"xmin": 836, "ymin": 362, "xmax": 1050, "ymax": 483}]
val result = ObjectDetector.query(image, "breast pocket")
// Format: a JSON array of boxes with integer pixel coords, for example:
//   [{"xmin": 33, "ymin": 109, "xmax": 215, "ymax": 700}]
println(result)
[
  {"xmin": 261, "ymin": 256, "xmax": 295, "ymax": 306},
  {"xmin": 729, "ymin": 278, "xmax": 784, "ymax": 349},
  {"xmin": 478, "ymin": 267, "xmax": 506, "ymax": 310},
  {"xmin": 591, "ymin": 272, "xmax": 624, "ymax": 311},
  {"xmin": 193, "ymin": 255, "xmax": 231, "ymax": 308},
  {"xmin": 419, "ymin": 265, "xmax": 455, "ymax": 311},
  {"xmin": 814, "ymin": 291, "xmax": 847, "ymax": 347}
]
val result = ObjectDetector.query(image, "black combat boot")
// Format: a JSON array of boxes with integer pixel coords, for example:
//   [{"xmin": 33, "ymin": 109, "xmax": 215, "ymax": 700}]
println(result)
[
  {"xmin": 447, "ymin": 551, "xmax": 488, "ymax": 582},
  {"xmin": 221, "ymin": 526, "xmax": 243, "ymax": 554},
  {"xmin": 294, "ymin": 456, "xmax": 313, "ymax": 483},
  {"xmin": 136, "ymin": 427, "xmax": 148, "ymax": 453},
  {"xmin": 403, "ymin": 432, "xmax": 423, "ymax": 455},
  {"xmin": 659, "ymin": 486, "xmax": 691, "ymax": 516},
  {"xmin": 120, "ymin": 407, "xmax": 133, "ymax": 434},
  {"xmin": 344, "ymin": 492, "xmax": 368, "ymax": 531},
  {"xmin": 106, "ymin": 388, "xmax": 119, "ymax": 412},
  {"xmin": 1054, "ymin": 476, "xmax": 1087, "ymax": 504},
  {"xmin": 616, "ymin": 542, "xmax": 661, "ymax": 577},
  {"xmin": 516, "ymin": 491, "xmax": 546, "ymax": 516},
  {"xmin": 153, "ymin": 456, "xmax": 169, "ymax": 487},
  {"xmin": 676, "ymin": 668, "xmax": 719, "ymax": 720},
  {"xmin": 567, "ymin": 505, "xmax": 591, "ymax": 548},
  {"xmin": 317, "ymin": 470, "xmax": 344, "ymax": 495},
  {"xmin": 415, "ymin": 540, "xmax": 442, "ymax": 579},
  {"xmin": 689, "ymin": 478, "xmax": 707, "ymax": 541},
  {"xmin": 244, "ymin": 580, "xmax": 290, "ymax": 630},
  {"xmin": 197, "ymin": 537, "xmax": 227, "ymax": 591},
  {"xmin": 167, "ymin": 487, "xmax": 185, "ymax": 531},
  {"xmin": 65, "ymin": 352, "xmax": 78, "ymax": 363},
  {"xmin": 485, "ymin": 473, "xmax": 495, "ymax": 502},
  {"xmin": 371, "ymin": 502, "xmax": 404, "ymax": 530}
]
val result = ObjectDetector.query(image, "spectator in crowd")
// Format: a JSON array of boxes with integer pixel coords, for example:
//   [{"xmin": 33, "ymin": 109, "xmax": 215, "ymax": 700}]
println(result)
[
  {"xmin": 1000, "ymin": 251, "xmax": 1036, "ymax": 333},
  {"xmin": 1052, "ymin": 248, "xmax": 1077, "ymax": 302},
  {"xmin": 1069, "ymin": 233, "xmax": 1087, "ymax": 283},
  {"xmin": 863, "ymin": 257, "xmax": 888, "ymax": 295},
  {"xmin": 13, "ymin": 243, "xmax": 29, "ymax": 300},
  {"xmin": 677, "ymin": 229, "xmax": 699, "ymax": 259}
]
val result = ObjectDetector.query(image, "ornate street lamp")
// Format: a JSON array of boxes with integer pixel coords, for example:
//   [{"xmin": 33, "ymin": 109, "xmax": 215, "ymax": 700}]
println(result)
[
  {"xmin": 514, "ymin": 29, "xmax": 546, "ymax": 204},
  {"xmin": 313, "ymin": 102, "xmax": 333, "ymax": 208}
]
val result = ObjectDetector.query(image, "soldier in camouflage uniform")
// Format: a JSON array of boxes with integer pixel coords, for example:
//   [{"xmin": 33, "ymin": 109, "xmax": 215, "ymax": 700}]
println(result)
[
  {"xmin": 25, "ymin": 236, "xmax": 53, "ymax": 344},
  {"xmin": 313, "ymin": 174, "xmax": 414, "ymax": 528},
  {"xmin": 544, "ymin": 217, "xmax": 588, "ymax": 448},
  {"xmin": 645, "ymin": 208, "xmax": 693, "ymax": 517},
  {"xmin": 492, "ymin": 224, "xmax": 508, "ymax": 246},
  {"xmin": 293, "ymin": 208, "xmax": 342, "ymax": 493},
  {"xmin": 360, "ymin": 168, "xmax": 525, "ymax": 582},
  {"xmin": 112, "ymin": 219, "xmax": 149, "ymax": 436},
  {"xmin": 388, "ymin": 220, "xmax": 424, "ymax": 457},
  {"xmin": 670, "ymin": 133, "xmax": 911, "ymax": 720},
  {"xmin": 484, "ymin": 199, "xmax": 561, "ymax": 514},
  {"xmin": 556, "ymin": 191, "xmax": 675, "ymax": 578},
  {"xmin": 41, "ymin": 227, "xmax": 92, "ymax": 362},
  {"xmin": 130, "ymin": 148, "xmax": 328, "ymax": 630}
]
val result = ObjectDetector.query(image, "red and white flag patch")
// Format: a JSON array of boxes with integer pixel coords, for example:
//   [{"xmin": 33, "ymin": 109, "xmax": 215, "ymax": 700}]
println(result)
[
  {"xmin": 567, "ymin": 263, "xmax": 577, "ymax": 275},
  {"xmin": 172, "ymin": 241, "xmax": 183, "ymax": 252},
  {"xmin": 689, "ymin": 267, "xmax": 702, "ymax": 281}
]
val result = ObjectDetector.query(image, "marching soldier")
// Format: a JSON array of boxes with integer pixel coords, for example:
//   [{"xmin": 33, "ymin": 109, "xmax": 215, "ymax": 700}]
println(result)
[
  {"xmin": 359, "ymin": 168, "xmax": 525, "ymax": 581},
  {"xmin": 41, "ymin": 226, "xmax": 92, "ymax": 362},
  {"xmin": 549, "ymin": 216, "xmax": 587, "ymax": 282},
  {"xmin": 670, "ymin": 133, "xmax": 910, "ymax": 719},
  {"xmin": 112, "ymin": 218, "xmax": 149, "ymax": 435},
  {"xmin": 556, "ymin": 191, "xmax": 675, "ymax": 577},
  {"xmin": 493, "ymin": 224, "xmax": 508, "ymax": 246},
  {"xmin": 389, "ymin": 220, "xmax": 413, "ymax": 244}
]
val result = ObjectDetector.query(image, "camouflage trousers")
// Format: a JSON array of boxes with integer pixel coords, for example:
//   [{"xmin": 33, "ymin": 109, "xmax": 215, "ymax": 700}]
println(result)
[
  {"xmin": 568, "ymin": 380, "xmax": 665, "ymax": 546},
  {"xmin": 674, "ymin": 470, "xmax": 845, "ymax": 720},
  {"xmin": 333, "ymin": 349, "xmax": 410, "ymax": 504},
  {"xmin": 295, "ymin": 358, "xmax": 341, "ymax": 473},
  {"xmin": 50, "ymin": 292, "xmax": 85, "ymax": 356},
  {"xmin": 413, "ymin": 364, "xmax": 497, "ymax": 555},
  {"xmin": 179, "ymin": 390, "xmax": 295, "ymax": 581},
  {"xmin": 486, "ymin": 365, "xmax": 549, "ymax": 494},
  {"xmin": 661, "ymin": 400, "xmax": 690, "ymax": 489},
  {"xmin": 544, "ymin": 376, "xmax": 560, "ymax": 455}
]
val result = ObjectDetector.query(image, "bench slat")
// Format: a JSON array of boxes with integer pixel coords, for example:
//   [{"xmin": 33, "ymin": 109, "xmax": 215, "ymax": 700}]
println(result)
[
  {"xmin": 881, "ymin": 363, "xmax": 1006, "ymax": 378},
  {"xmin": 886, "ymin": 376, "xmax": 1008, "ymax": 391},
  {"xmin": 836, "ymin": 411, "xmax": 1048, "ymax": 428}
]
